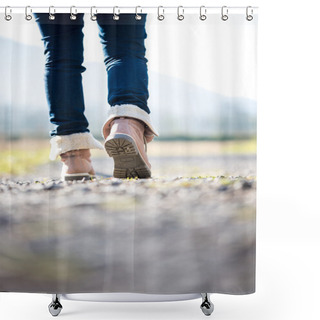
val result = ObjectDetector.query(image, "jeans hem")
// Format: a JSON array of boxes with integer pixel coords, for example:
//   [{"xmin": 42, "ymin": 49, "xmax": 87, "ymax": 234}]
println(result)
[
  {"xmin": 101, "ymin": 104, "xmax": 159, "ymax": 142},
  {"xmin": 49, "ymin": 132, "xmax": 104, "ymax": 160}
]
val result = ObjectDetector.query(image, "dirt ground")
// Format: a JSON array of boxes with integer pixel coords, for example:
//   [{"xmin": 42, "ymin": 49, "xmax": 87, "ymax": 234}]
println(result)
[{"xmin": 0, "ymin": 141, "xmax": 256, "ymax": 295}]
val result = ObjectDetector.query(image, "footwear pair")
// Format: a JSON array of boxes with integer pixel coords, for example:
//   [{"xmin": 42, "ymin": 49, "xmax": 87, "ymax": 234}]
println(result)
[{"xmin": 60, "ymin": 117, "xmax": 152, "ymax": 181}]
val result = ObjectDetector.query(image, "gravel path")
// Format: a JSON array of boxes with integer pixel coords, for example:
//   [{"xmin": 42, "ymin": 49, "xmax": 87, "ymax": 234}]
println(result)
[{"xmin": 0, "ymin": 154, "xmax": 256, "ymax": 295}]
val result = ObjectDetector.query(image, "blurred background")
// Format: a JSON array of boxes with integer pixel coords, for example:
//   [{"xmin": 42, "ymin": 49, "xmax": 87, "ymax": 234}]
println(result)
[{"xmin": 0, "ymin": 12, "xmax": 257, "ymax": 178}]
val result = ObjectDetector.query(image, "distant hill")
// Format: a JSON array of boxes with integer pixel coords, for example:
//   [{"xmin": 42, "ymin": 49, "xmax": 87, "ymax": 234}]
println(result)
[{"xmin": 0, "ymin": 36, "xmax": 256, "ymax": 140}]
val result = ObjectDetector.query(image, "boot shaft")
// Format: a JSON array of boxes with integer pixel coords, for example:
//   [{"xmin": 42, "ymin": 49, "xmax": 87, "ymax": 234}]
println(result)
[{"xmin": 60, "ymin": 149, "xmax": 95, "ymax": 175}]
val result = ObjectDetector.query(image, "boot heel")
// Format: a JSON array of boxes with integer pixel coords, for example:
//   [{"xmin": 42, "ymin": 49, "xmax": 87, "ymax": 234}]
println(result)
[
  {"xmin": 105, "ymin": 134, "xmax": 151, "ymax": 179},
  {"xmin": 62, "ymin": 173, "xmax": 93, "ymax": 181},
  {"xmin": 104, "ymin": 134, "xmax": 138, "ymax": 157}
]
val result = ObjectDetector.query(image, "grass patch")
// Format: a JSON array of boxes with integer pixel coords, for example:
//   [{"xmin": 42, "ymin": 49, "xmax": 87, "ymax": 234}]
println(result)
[
  {"xmin": 219, "ymin": 139, "xmax": 256, "ymax": 154},
  {"xmin": 0, "ymin": 148, "xmax": 50, "ymax": 175},
  {"xmin": 147, "ymin": 139, "xmax": 256, "ymax": 157}
]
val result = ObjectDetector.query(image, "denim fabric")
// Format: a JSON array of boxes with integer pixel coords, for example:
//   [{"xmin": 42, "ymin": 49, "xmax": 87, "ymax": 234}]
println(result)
[{"xmin": 33, "ymin": 13, "xmax": 149, "ymax": 136}]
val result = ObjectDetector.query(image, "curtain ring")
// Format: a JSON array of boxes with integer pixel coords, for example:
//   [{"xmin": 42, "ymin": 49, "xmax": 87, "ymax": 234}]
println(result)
[
  {"xmin": 200, "ymin": 6, "xmax": 207, "ymax": 21},
  {"xmin": 157, "ymin": 6, "xmax": 165, "ymax": 21},
  {"xmin": 70, "ymin": 6, "xmax": 77, "ymax": 20},
  {"xmin": 90, "ymin": 6, "xmax": 97, "ymax": 21},
  {"xmin": 25, "ymin": 6, "xmax": 32, "ymax": 21},
  {"xmin": 135, "ymin": 6, "xmax": 142, "ymax": 20},
  {"xmin": 5, "ymin": 6, "xmax": 12, "ymax": 21},
  {"xmin": 221, "ymin": 6, "xmax": 228, "ymax": 21},
  {"xmin": 177, "ymin": 6, "xmax": 184, "ymax": 21},
  {"xmin": 113, "ymin": 6, "xmax": 120, "ymax": 20},
  {"xmin": 49, "ymin": 6, "xmax": 55, "ymax": 20},
  {"xmin": 246, "ymin": 6, "xmax": 253, "ymax": 21}
]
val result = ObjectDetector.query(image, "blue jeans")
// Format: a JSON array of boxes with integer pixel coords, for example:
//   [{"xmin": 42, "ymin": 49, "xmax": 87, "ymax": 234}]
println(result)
[{"xmin": 33, "ymin": 13, "xmax": 149, "ymax": 137}]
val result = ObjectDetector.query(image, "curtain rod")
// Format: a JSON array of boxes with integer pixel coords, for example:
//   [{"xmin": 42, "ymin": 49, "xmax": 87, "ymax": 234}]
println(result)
[{"xmin": 0, "ymin": 6, "xmax": 259, "ymax": 14}]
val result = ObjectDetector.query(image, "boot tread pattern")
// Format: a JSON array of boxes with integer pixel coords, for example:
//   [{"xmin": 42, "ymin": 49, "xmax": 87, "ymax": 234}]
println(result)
[{"xmin": 105, "ymin": 135, "xmax": 151, "ymax": 179}]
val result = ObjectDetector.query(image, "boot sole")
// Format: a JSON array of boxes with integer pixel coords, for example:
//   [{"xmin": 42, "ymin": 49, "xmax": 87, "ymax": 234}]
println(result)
[
  {"xmin": 62, "ymin": 173, "xmax": 95, "ymax": 181},
  {"xmin": 104, "ymin": 134, "xmax": 151, "ymax": 179}
]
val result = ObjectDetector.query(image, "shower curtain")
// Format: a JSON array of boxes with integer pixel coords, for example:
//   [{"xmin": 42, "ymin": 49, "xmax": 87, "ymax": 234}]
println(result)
[{"xmin": 0, "ymin": 5, "xmax": 257, "ymax": 302}]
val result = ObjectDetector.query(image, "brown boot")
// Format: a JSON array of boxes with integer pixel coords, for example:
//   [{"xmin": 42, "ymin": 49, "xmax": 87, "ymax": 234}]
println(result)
[
  {"xmin": 104, "ymin": 117, "xmax": 151, "ymax": 179},
  {"xmin": 60, "ymin": 149, "xmax": 95, "ymax": 181}
]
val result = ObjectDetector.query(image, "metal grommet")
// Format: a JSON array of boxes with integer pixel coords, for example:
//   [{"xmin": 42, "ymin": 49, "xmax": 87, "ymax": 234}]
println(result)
[
  {"xmin": 49, "ymin": 6, "xmax": 55, "ymax": 20},
  {"xmin": 157, "ymin": 6, "xmax": 165, "ymax": 21},
  {"xmin": 90, "ymin": 6, "xmax": 97, "ymax": 21},
  {"xmin": 177, "ymin": 6, "xmax": 184, "ymax": 21},
  {"xmin": 113, "ymin": 6, "xmax": 120, "ymax": 21},
  {"xmin": 200, "ymin": 6, "xmax": 207, "ymax": 21},
  {"xmin": 246, "ymin": 6, "xmax": 253, "ymax": 21},
  {"xmin": 221, "ymin": 6, "xmax": 228, "ymax": 21},
  {"xmin": 25, "ymin": 6, "xmax": 32, "ymax": 21},
  {"xmin": 5, "ymin": 6, "xmax": 12, "ymax": 21},
  {"xmin": 70, "ymin": 6, "xmax": 77, "ymax": 20},
  {"xmin": 135, "ymin": 6, "xmax": 142, "ymax": 20}
]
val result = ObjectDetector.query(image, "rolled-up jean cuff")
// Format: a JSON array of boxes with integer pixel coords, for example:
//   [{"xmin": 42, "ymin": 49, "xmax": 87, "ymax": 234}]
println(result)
[
  {"xmin": 49, "ymin": 132, "xmax": 104, "ymax": 160},
  {"xmin": 101, "ymin": 104, "xmax": 159, "ymax": 142}
]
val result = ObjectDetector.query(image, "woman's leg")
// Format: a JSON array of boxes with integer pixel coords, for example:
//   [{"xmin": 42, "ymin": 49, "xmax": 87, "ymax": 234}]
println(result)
[
  {"xmin": 96, "ymin": 14, "xmax": 159, "ymax": 141},
  {"xmin": 33, "ymin": 13, "xmax": 89, "ymax": 137},
  {"xmin": 96, "ymin": 13, "xmax": 149, "ymax": 112},
  {"xmin": 33, "ymin": 13, "xmax": 103, "ymax": 179},
  {"xmin": 96, "ymin": 14, "xmax": 158, "ymax": 178}
]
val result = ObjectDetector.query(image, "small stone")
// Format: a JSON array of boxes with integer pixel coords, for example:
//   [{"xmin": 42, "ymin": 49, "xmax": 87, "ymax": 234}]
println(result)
[
  {"xmin": 242, "ymin": 181, "xmax": 252, "ymax": 190},
  {"xmin": 218, "ymin": 185, "xmax": 228, "ymax": 191},
  {"xmin": 43, "ymin": 182, "xmax": 63, "ymax": 191},
  {"xmin": 81, "ymin": 186, "xmax": 92, "ymax": 193},
  {"xmin": 31, "ymin": 183, "xmax": 45, "ymax": 191},
  {"xmin": 0, "ymin": 215, "xmax": 10, "ymax": 226},
  {"xmin": 111, "ymin": 179, "xmax": 123, "ymax": 186}
]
